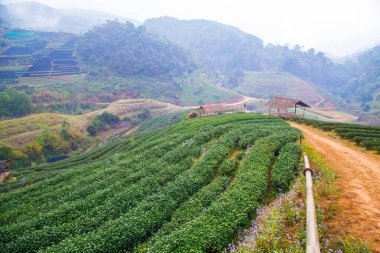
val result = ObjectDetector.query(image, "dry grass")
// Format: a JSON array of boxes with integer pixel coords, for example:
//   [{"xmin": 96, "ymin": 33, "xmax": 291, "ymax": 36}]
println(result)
[
  {"xmin": 0, "ymin": 99, "xmax": 182, "ymax": 151},
  {"xmin": 235, "ymin": 71, "xmax": 324, "ymax": 105}
]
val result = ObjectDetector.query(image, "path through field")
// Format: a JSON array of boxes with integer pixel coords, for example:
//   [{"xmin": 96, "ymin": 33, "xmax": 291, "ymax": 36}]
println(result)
[{"xmin": 290, "ymin": 123, "xmax": 380, "ymax": 252}]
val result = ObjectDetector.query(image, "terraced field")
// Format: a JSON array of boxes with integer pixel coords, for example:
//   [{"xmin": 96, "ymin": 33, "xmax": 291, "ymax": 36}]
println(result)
[
  {"xmin": 235, "ymin": 71, "xmax": 323, "ymax": 105},
  {"xmin": 0, "ymin": 29, "xmax": 81, "ymax": 86},
  {"xmin": 0, "ymin": 113, "xmax": 301, "ymax": 252}
]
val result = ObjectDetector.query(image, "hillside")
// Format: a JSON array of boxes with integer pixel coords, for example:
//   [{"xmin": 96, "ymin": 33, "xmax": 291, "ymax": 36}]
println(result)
[
  {"xmin": 144, "ymin": 17, "xmax": 380, "ymax": 124},
  {"xmin": 0, "ymin": 24, "xmax": 239, "ymax": 112},
  {"xmin": 0, "ymin": 1, "xmax": 139, "ymax": 33},
  {"xmin": 0, "ymin": 113, "xmax": 302, "ymax": 252},
  {"xmin": 76, "ymin": 21, "xmax": 195, "ymax": 78},
  {"xmin": 340, "ymin": 46, "xmax": 380, "ymax": 123},
  {"xmin": 235, "ymin": 71, "xmax": 323, "ymax": 105},
  {"xmin": 144, "ymin": 17, "xmax": 264, "ymax": 74},
  {"xmin": 0, "ymin": 99, "xmax": 182, "ymax": 151}
]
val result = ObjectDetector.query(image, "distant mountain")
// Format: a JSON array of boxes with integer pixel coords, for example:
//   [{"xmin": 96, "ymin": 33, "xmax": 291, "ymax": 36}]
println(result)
[
  {"xmin": 339, "ymin": 46, "xmax": 380, "ymax": 123},
  {"xmin": 144, "ymin": 17, "xmax": 340, "ymax": 88},
  {"xmin": 76, "ymin": 21, "xmax": 195, "ymax": 78},
  {"xmin": 144, "ymin": 17, "xmax": 264, "ymax": 74},
  {"xmin": 0, "ymin": 1, "xmax": 140, "ymax": 33}
]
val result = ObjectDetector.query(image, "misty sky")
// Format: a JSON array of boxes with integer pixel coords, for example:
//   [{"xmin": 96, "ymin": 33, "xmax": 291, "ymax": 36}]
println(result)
[{"xmin": 4, "ymin": 0, "xmax": 380, "ymax": 57}]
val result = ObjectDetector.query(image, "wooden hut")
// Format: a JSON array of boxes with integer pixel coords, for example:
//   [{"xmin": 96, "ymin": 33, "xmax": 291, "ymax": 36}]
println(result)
[
  {"xmin": 266, "ymin": 96, "xmax": 310, "ymax": 119},
  {"xmin": 196, "ymin": 105, "xmax": 224, "ymax": 116},
  {"xmin": 193, "ymin": 104, "xmax": 245, "ymax": 117}
]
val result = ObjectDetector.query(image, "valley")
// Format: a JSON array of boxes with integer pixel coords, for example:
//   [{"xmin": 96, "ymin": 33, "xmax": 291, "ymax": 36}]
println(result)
[{"xmin": 0, "ymin": 2, "xmax": 379, "ymax": 252}]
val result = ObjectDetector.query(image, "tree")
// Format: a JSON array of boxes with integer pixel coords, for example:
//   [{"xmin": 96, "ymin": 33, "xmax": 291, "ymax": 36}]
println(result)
[
  {"xmin": 0, "ymin": 144, "xmax": 15, "ymax": 160},
  {"xmin": 76, "ymin": 21, "xmax": 193, "ymax": 78},
  {"xmin": 86, "ymin": 125, "xmax": 97, "ymax": 136},
  {"xmin": 60, "ymin": 121, "xmax": 71, "ymax": 140},
  {"xmin": 0, "ymin": 88, "xmax": 33, "ymax": 117},
  {"xmin": 86, "ymin": 112, "xmax": 120, "ymax": 136},
  {"xmin": 25, "ymin": 141, "xmax": 44, "ymax": 165}
]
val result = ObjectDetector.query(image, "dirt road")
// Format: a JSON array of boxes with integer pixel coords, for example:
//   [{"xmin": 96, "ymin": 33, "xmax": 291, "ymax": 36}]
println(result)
[{"xmin": 290, "ymin": 123, "xmax": 380, "ymax": 251}]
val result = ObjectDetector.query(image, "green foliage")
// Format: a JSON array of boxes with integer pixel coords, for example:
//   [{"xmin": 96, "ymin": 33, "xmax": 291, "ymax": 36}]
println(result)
[
  {"xmin": 86, "ymin": 111, "xmax": 120, "ymax": 136},
  {"xmin": 76, "ymin": 20, "xmax": 195, "ymax": 78},
  {"xmin": 337, "ymin": 236, "xmax": 372, "ymax": 253},
  {"xmin": 0, "ymin": 114, "xmax": 301, "ymax": 252},
  {"xmin": 144, "ymin": 17, "xmax": 263, "ymax": 74},
  {"xmin": 134, "ymin": 110, "xmax": 188, "ymax": 135},
  {"xmin": 0, "ymin": 88, "xmax": 33, "ymax": 117},
  {"xmin": 24, "ymin": 141, "xmax": 44, "ymax": 165},
  {"xmin": 292, "ymin": 117, "xmax": 380, "ymax": 153},
  {"xmin": 0, "ymin": 144, "xmax": 14, "ymax": 160},
  {"xmin": 271, "ymin": 143, "xmax": 302, "ymax": 192}
]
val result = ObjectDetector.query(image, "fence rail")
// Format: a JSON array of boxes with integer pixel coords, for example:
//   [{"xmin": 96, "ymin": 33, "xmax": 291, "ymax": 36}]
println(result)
[{"xmin": 304, "ymin": 154, "xmax": 321, "ymax": 253}]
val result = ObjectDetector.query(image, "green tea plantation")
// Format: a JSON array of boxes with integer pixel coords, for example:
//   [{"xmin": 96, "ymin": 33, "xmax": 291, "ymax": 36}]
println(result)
[
  {"xmin": 292, "ymin": 117, "xmax": 380, "ymax": 154},
  {"xmin": 0, "ymin": 113, "xmax": 302, "ymax": 252}
]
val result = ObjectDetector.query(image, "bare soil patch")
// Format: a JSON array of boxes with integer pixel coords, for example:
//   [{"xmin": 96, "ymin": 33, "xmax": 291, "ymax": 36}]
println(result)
[{"xmin": 0, "ymin": 171, "xmax": 11, "ymax": 183}]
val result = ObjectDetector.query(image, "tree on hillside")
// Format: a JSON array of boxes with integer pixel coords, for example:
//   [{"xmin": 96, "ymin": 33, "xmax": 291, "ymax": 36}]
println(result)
[
  {"xmin": 0, "ymin": 88, "xmax": 33, "ymax": 117},
  {"xmin": 86, "ymin": 111, "xmax": 120, "ymax": 136},
  {"xmin": 25, "ymin": 141, "xmax": 44, "ymax": 166},
  {"xmin": 76, "ymin": 21, "xmax": 195, "ymax": 78}
]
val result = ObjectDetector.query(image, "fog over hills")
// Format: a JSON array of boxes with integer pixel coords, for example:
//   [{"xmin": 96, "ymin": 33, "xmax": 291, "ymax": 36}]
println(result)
[{"xmin": 0, "ymin": 1, "xmax": 140, "ymax": 33}]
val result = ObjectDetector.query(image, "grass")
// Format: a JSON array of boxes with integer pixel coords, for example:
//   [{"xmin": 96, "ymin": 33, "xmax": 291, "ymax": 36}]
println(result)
[
  {"xmin": 0, "ymin": 66, "xmax": 28, "ymax": 71},
  {"xmin": 292, "ymin": 117, "xmax": 380, "ymax": 153},
  {"xmin": 18, "ymin": 71, "xmax": 238, "ymax": 107},
  {"xmin": 230, "ymin": 142, "xmax": 372, "ymax": 252},
  {"xmin": 179, "ymin": 72, "xmax": 240, "ymax": 105},
  {"xmin": 235, "ymin": 71, "xmax": 323, "ymax": 105},
  {"xmin": 0, "ymin": 99, "xmax": 182, "ymax": 151},
  {"xmin": 242, "ymin": 72, "xmax": 302, "ymax": 83}
]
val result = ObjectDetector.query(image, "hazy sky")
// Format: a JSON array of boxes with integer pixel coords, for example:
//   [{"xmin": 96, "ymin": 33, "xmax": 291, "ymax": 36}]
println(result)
[{"xmin": 4, "ymin": 0, "xmax": 380, "ymax": 57}]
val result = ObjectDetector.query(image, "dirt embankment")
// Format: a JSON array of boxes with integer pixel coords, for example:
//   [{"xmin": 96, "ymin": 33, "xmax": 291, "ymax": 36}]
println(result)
[{"xmin": 290, "ymin": 123, "xmax": 380, "ymax": 252}]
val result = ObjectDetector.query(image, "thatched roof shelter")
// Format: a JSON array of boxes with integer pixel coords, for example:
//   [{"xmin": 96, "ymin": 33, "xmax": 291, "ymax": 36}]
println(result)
[
  {"xmin": 198, "ymin": 105, "xmax": 224, "ymax": 115},
  {"xmin": 266, "ymin": 96, "xmax": 311, "ymax": 118},
  {"xmin": 192, "ymin": 104, "xmax": 245, "ymax": 117}
]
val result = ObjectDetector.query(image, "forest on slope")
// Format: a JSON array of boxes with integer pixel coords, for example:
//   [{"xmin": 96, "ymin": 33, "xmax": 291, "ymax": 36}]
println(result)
[{"xmin": 76, "ymin": 21, "xmax": 196, "ymax": 78}]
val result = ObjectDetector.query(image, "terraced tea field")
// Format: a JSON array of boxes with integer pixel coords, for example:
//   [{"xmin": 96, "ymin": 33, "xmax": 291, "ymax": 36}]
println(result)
[
  {"xmin": 0, "ymin": 113, "xmax": 301, "ymax": 252},
  {"xmin": 292, "ymin": 117, "xmax": 380, "ymax": 153},
  {"xmin": 235, "ymin": 71, "xmax": 323, "ymax": 105},
  {"xmin": 0, "ymin": 29, "xmax": 81, "ymax": 86}
]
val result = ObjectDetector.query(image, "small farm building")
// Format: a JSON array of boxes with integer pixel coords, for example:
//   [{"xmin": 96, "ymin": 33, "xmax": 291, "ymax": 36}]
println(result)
[
  {"xmin": 192, "ymin": 104, "xmax": 246, "ymax": 117},
  {"xmin": 266, "ymin": 96, "xmax": 310, "ymax": 119}
]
